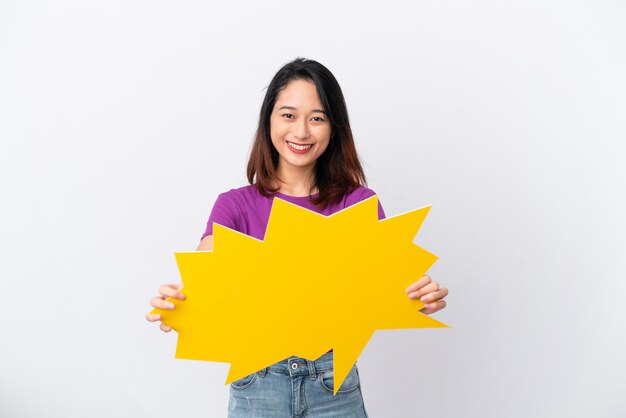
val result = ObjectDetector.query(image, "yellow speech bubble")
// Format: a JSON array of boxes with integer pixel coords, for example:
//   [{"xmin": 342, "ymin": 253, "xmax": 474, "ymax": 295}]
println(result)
[{"xmin": 151, "ymin": 195, "xmax": 449, "ymax": 394}]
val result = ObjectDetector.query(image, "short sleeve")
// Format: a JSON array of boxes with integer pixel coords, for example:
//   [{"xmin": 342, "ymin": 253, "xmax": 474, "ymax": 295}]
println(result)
[
  {"xmin": 356, "ymin": 187, "xmax": 386, "ymax": 220},
  {"xmin": 200, "ymin": 192, "xmax": 242, "ymax": 241}
]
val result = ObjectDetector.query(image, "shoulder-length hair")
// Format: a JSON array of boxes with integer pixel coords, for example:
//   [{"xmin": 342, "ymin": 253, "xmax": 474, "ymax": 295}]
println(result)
[{"xmin": 246, "ymin": 57, "xmax": 367, "ymax": 209}]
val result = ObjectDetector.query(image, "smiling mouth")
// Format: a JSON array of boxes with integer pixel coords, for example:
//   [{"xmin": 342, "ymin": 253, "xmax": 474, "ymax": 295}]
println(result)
[{"xmin": 286, "ymin": 141, "xmax": 313, "ymax": 151}]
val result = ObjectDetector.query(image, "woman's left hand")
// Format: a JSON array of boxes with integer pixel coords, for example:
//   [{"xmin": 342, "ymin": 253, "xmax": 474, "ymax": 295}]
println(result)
[{"xmin": 405, "ymin": 274, "xmax": 448, "ymax": 315}]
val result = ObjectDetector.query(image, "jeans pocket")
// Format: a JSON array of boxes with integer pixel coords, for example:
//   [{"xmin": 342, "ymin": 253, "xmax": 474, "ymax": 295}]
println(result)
[
  {"xmin": 230, "ymin": 372, "xmax": 258, "ymax": 390},
  {"xmin": 318, "ymin": 365, "xmax": 360, "ymax": 394}
]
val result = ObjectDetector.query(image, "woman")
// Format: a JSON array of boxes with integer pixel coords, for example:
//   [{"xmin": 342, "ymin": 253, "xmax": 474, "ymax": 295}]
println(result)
[{"xmin": 146, "ymin": 57, "xmax": 449, "ymax": 417}]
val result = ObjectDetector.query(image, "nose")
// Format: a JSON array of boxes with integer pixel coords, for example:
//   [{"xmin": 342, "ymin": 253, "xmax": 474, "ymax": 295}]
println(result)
[{"xmin": 291, "ymin": 118, "xmax": 310, "ymax": 141}]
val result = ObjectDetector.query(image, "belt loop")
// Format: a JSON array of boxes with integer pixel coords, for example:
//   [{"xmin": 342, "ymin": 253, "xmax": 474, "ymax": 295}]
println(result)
[
  {"xmin": 258, "ymin": 367, "xmax": 267, "ymax": 378},
  {"xmin": 306, "ymin": 359, "xmax": 317, "ymax": 380}
]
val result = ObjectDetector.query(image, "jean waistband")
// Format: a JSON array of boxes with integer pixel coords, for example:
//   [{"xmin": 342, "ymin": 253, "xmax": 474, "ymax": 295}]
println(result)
[{"xmin": 257, "ymin": 351, "xmax": 337, "ymax": 380}]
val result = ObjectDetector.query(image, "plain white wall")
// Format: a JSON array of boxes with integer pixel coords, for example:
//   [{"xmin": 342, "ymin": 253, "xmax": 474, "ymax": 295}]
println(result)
[{"xmin": 1, "ymin": 1, "xmax": 625, "ymax": 417}]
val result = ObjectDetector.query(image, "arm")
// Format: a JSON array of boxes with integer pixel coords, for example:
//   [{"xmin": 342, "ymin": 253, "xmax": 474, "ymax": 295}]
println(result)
[{"xmin": 196, "ymin": 234, "xmax": 214, "ymax": 251}]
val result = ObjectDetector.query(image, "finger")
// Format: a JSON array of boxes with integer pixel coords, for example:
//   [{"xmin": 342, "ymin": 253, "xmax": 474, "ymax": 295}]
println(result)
[
  {"xmin": 150, "ymin": 296, "xmax": 176, "ymax": 310},
  {"xmin": 417, "ymin": 287, "xmax": 448, "ymax": 303},
  {"xmin": 427, "ymin": 299, "xmax": 446, "ymax": 312},
  {"xmin": 419, "ymin": 300, "xmax": 446, "ymax": 315},
  {"xmin": 160, "ymin": 323, "xmax": 172, "ymax": 333},
  {"xmin": 159, "ymin": 284, "xmax": 186, "ymax": 300},
  {"xmin": 145, "ymin": 313, "xmax": 161, "ymax": 322},
  {"xmin": 408, "ymin": 281, "xmax": 440, "ymax": 300},
  {"xmin": 405, "ymin": 275, "xmax": 431, "ymax": 294}
]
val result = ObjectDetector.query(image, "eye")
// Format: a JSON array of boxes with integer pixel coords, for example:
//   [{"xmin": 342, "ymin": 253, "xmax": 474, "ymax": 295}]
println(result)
[
  {"xmin": 312, "ymin": 116, "xmax": 325, "ymax": 122},
  {"xmin": 281, "ymin": 113, "xmax": 294, "ymax": 119}
]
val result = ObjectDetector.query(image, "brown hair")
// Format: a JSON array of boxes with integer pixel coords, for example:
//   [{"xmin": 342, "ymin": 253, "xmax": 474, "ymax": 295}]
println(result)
[{"xmin": 246, "ymin": 57, "xmax": 367, "ymax": 209}]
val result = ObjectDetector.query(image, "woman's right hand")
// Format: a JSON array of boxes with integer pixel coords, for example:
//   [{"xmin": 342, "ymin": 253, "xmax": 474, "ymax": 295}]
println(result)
[{"xmin": 145, "ymin": 283, "xmax": 186, "ymax": 332}]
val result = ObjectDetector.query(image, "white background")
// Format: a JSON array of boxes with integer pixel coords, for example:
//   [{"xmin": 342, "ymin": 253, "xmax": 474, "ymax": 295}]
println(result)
[{"xmin": 1, "ymin": 1, "xmax": 625, "ymax": 417}]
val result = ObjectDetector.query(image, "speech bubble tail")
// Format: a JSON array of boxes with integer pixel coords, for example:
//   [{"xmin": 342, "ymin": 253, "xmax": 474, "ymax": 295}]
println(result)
[
  {"xmin": 225, "ymin": 361, "xmax": 250, "ymax": 385},
  {"xmin": 331, "ymin": 329, "xmax": 374, "ymax": 396}
]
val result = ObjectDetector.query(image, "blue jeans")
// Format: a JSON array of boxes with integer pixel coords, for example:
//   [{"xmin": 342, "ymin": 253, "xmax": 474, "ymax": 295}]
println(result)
[{"xmin": 228, "ymin": 351, "xmax": 369, "ymax": 417}]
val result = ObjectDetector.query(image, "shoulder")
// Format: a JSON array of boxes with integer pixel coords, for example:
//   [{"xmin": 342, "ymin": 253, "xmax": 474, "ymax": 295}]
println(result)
[
  {"xmin": 211, "ymin": 185, "xmax": 250, "ymax": 212},
  {"xmin": 214, "ymin": 184, "xmax": 270, "ymax": 212},
  {"xmin": 344, "ymin": 185, "xmax": 380, "ymax": 205},
  {"xmin": 217, "ymin": 184, "xmax": 258, "ymax": 201},
  {"xmin": 343, "ymin": 185, "xmax": 386, "ymax": 220}
]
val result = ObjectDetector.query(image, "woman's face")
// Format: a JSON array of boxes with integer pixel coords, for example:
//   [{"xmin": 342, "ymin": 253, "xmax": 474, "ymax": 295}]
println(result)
[{"xmin": 270, "ymin": 79, "xmax": 331, "ymax": 174}]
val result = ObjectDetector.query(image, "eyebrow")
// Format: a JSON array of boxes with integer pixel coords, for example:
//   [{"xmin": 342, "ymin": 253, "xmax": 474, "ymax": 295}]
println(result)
[{"xmin": 278, "ymin": 105, "xmax": 327, "ymax": 115}]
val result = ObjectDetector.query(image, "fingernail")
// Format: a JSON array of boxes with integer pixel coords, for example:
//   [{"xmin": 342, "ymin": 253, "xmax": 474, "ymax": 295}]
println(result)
[
  {"xmin": 420, "ymin": 296, "xmax": 427, "ymax": 302},
  {"xmin": 178, "ymin": 293, "xmax": 186, "ymax": 300},
  {"xmin": 166, "ymin": 302, "xmax": 175, "ymax": 308}
]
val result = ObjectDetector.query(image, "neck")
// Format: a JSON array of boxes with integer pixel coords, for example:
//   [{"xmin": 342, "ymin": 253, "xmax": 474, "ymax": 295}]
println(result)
[{"xmin": 275, "ymin": 163, "xmax": 317, "ymax": 197}]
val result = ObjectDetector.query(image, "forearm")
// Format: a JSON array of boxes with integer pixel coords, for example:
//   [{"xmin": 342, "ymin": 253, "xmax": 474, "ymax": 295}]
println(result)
[{"xmin": 196, "ymin": 235, "xmax": 214, "ymax": 251}]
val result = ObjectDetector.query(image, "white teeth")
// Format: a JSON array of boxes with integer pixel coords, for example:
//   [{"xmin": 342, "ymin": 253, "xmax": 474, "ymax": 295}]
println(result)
[{"xmin": 287, "ymin": 141, "xmax": 312, "ymax": 151}]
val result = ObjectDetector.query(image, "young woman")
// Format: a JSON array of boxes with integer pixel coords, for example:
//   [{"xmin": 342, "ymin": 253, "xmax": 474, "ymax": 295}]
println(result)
[{"xmin": 146, "ymin": 57, "xmax": 449, "ymax": 417}]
